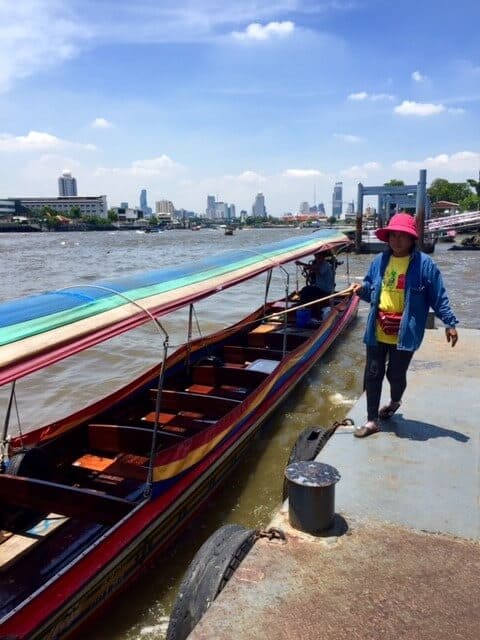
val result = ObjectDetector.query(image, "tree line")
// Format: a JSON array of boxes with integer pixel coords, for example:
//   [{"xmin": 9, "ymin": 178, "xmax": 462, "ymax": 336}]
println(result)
[{"xmin": 385, "ymin": 177, "xmax": 480, "ymax": 211}]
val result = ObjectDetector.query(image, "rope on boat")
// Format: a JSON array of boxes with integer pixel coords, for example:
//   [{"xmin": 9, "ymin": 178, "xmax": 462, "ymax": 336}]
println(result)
[{"xmin": 262, "ymin": 286, "xmax": 356, "ymax": 323}]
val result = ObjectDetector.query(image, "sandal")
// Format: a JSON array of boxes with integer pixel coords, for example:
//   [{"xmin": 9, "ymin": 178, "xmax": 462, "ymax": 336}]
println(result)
[
  {"xmin": 378, "ymin": 402, "xmax": 401, "ymax": 420},
  {"xmin": 353, "ymin": 421, "xmax": 380, "ymax": 438}
]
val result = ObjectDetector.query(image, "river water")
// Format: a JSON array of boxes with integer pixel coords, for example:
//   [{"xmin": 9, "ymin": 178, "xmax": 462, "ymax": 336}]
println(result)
[{"xmin": 0, "ymin": 229, "xmax": 477, "ymax": 639}]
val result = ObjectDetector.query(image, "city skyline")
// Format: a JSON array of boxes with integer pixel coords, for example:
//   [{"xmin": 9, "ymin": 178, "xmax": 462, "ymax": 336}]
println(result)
[{"xmin": 1, "ymin": 1, "xmax": 479, "ymax": 215}]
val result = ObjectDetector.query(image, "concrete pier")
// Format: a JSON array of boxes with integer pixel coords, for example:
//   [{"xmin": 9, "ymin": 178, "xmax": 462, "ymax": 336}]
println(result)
[{"xmin": 188, "ymin": 328, "xmax": 480, "ymax": 640}]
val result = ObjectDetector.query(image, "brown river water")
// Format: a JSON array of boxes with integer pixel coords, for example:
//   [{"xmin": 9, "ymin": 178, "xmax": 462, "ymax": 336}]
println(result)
[{"xmin": 0, "ymin": 228, "xmax": 478, "ymax": 639}]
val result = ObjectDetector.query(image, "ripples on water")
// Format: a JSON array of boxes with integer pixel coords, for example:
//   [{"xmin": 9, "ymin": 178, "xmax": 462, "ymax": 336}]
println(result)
[{"xmin": 0, "ymin": 229, "xmax": 477, "ymax": 639}]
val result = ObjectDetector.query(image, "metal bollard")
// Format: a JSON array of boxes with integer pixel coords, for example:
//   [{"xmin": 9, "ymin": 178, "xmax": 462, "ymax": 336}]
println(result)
[{"xmin": 285, "ymin": 461, "xmax": 340, "ymax": 534}]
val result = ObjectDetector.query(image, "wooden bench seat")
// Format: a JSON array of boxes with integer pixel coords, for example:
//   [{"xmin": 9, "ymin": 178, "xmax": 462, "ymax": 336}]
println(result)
[
  {"xmin": 141, "ymin": 411, "xmax": 216, "ymax": 432},
  {"xmin": 88, "ymin": 423, "xmax": 154, "ymax": 456},
  {"xmin": 258, "ymin": 330, "xmax": 312, "ymax": 350},
  {"xmin": 186, "ymin": 383, "xmax": 248, "ymax": 400},
  {"xmin": 0, "ymin": 512, "xmax": 68, "ymax": 570},
  {"xmin": 0, "ymin": 474, "xmax": 134, "ymax": 526},
  {"xmin": 191, "ymin": 365, "xmax": 268, "ymax": 389},
  {"xmin": 223, "ymin": 345, "xmax": 286, "ymax": 365},
  {"xmin": 73, "ymin": 453, "xmax": 149, "ymax": 483},
  {"xmin": 149, "ymin": 389, "xmax": 240, "ymax": 419}
]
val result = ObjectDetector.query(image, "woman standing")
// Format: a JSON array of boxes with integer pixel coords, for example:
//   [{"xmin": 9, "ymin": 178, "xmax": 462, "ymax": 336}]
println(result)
[{"xmin": 352, "ymin": 213, "xmax": 458, "ymax": 437}]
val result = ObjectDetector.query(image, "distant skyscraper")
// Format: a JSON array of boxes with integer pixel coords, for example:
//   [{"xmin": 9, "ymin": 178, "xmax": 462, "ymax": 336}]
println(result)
[
  {"xmin": 58, "ymin": 170, "xmax": 77, "ymax": 197},
  {"xmin": 120, "ymin": 202, "xmax": 129, "ymax": 209},
  {"xmin": 206, "ymin": 195, "xmax": 216, "ymax": 217},
  {"xmin": 318, "ymin": 202, "xmax": 326, "ymax": 215},
  {"xmin": 299, "ymin": 201, "xmax": 310, "ymax": 214},
  {"xmin": 252, "ymin": 193, "xmax": 266, "ymax": 218},
  {"xmin": 140, "ymin": 189, "xmax": 147, "ymax": 212},
  {"xmin": 332, "ymin": 182, "xmax": 343, "ymax": 218},
  {"xmin": 139, "ymin": 189, "xmax": 152, "ymax": 217}
]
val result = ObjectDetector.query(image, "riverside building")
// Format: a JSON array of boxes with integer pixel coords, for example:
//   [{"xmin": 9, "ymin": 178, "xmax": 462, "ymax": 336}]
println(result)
[{"xmin": 15, "ymin": 196, "xmax": 108, "ymax": 218}]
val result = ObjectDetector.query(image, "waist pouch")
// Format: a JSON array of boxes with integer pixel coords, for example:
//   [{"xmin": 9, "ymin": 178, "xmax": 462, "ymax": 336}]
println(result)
[{"xmin": 377, "ymin": 311, "xmax": 402, "ymax": 335}]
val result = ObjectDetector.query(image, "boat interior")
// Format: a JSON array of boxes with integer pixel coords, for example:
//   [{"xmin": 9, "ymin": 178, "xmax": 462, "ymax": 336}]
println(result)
[{"xmin": 0, "ymin": 294, "xmax": 348, "ymax": 608}]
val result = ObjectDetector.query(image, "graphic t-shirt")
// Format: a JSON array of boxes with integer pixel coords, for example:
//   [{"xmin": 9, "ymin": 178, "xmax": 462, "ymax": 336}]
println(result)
[{"xmin": 376, "ymin": 255, "xmax": 410, "ymax": 344}]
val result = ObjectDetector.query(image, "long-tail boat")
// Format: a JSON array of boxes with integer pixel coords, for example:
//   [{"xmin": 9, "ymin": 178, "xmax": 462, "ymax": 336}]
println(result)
[{"xmin": 0, "ymin": 232, "xmax": 358, "ymax": 639}]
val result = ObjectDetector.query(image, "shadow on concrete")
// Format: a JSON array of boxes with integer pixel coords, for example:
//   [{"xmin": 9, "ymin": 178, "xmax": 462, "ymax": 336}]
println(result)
[
  {"xmin": 315, "ymin": 514, "xmax": 349, "ymax": 538},
  {"xmin": 382, "ymin": 415, "xmax": 470, "ymax": 443}
]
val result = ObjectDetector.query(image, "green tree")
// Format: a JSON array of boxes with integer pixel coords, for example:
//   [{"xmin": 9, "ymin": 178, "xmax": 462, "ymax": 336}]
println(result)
[
  {"xmin": 69, "ymin": 206, "xmax": 82, "ymax": 219},
  {"xmin": 107, "ymin": 209, "xmax": 118, "ymax": 222},
  {"xmin": 384, "ymin": 179, "xmax": 405, "ymax": 187},
  {"xmin": 40, "ymin": 206, "xmax": 56, "ymax": 217},
  {"xmin": 459, "ymin": 193, "xmax": 480, "ymax": 211},
  {"xmin": 327, "ymin": 216, "xmax": 337, "ymax": 224},
  {"xmin": 466, "ymin": 178, "xmax": 480, "ymax": 197},
  {"xmin": 428, "ymin": 179, "xmax": 471, "ymax": 204}
]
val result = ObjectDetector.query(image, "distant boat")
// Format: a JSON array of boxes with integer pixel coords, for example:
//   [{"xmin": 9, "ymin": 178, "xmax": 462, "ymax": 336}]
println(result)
[
  {"xmin": 437, "ymin": 230, "xmax": 456, "ymax": 243},
  {"xmin": 224, "ymin": 226, "xmax": 234, "ymax": 236},
  {"xmin": 144, "ymin": 227, "xmax": 163, "ymax": 234},
  {"xmin": 448, "ymin": 235, "xmax": 480, "ymax": 251}
]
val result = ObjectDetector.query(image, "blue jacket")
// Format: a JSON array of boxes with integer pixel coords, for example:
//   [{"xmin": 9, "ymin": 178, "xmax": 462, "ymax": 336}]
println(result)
[{"xmin": 359, "ymin": 249, "xmax": 458, "ymax": 351}]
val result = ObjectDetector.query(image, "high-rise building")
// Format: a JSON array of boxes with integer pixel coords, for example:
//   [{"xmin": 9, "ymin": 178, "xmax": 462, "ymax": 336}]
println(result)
[
  {"xmin": 58, "ymin": 170, "xmax": 77, "ymax": 197},
  {"xmin": 215, "ymin": 202, "xmax": 228, "ymax": 219},
  {"xmin": 139, "ymin": 189, "xmax": 152, "ymax": 216},
  {"xmin": 332, "ymin": 182, "xmax": 343, "ymax": 218},
  {"xmin": 228, "ymin": 204, "xmax": 236, "ymax": 220},
  {"xmin": 299, "ymin": 201, "xmax": 310, "ymax": 214},
  {"xmin": 206, "ymin": 195, "xmax": 216, "ymax": 218},
  {"xmin": 120, "ymin": 201, "xmax": 129, "ymax": 209},
  {"xmin": 155, "ymin": 200, "xmax": 175, "ymax": 214},
  {"xmin": 252, "ymin": 193, "xmax": 266, "ymax": 218},
  {"xmin": 318, "ymin": 202, "xmax": 326, "ymax": 215}
]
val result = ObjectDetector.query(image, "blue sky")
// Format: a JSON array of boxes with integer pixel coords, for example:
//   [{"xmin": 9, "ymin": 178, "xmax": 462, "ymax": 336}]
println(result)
[{"xmin": 1, "ymin": 0, "xmax": 480, "ymax": 215}]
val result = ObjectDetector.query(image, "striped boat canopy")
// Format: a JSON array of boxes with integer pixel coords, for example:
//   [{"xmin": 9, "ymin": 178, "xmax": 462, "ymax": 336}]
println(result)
[{"xmin": 0, "ymin": 231, "xmax": 350, "ymax": 385}]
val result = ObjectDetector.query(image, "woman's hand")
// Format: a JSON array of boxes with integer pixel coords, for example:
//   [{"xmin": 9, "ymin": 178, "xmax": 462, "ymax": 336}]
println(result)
[
  {"xmin": 445, "ymin": 327, "xmax": 458, "ymax": 347},
  {"xmin": 350, "ymin": 283, "xmax": 363, "ymax": 296}
]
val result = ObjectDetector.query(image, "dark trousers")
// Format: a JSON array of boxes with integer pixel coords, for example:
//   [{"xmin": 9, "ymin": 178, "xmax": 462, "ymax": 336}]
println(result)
[{"xmin": 364, "ymin": 343, "xmax": 414, "ymax": 421}]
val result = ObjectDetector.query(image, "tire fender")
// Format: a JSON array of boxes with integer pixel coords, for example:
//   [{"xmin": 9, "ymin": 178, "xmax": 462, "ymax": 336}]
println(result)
[{"xmin": 166, "ymin": 524, "xmax": 255, "ymax": 640}]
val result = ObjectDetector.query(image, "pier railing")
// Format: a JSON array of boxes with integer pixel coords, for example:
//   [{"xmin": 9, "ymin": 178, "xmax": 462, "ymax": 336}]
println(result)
[{"xmin": 426, "ymin": 210, "xmax": 480, "ymax": 231}]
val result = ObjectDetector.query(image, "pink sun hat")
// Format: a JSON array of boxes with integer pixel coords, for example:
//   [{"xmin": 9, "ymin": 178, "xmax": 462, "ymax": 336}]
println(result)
[{"xmin": 375, "ymin": 213, "xmax": 419, "ymax": 242}]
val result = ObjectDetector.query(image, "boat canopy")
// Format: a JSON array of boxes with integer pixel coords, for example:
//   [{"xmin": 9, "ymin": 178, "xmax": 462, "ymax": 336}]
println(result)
[{"xmin": 0, "ymin": 231, "xmax": 350, "ymax": 385}]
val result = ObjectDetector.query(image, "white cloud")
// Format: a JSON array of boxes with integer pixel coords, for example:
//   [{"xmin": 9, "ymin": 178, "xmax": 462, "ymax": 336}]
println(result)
[
  {"xmin": 0, "ymin": 130, "xmax": 96, "ymax": 152},
  {"xmin": 236, "ymin": 170, "xmax": 266, "ymax": 183},
  {"xmin": 95, "ymin": 155, "xmax": 184, "ymax": 177},
  {"xmin": 340, "ymin": 162, "xmax": 381, "ymax": 180},
  {"xmin": 411, "ymin": 70, "xmax": 427, "ymax": 82},
  {"xmin": 232, "ymin": 21, "xmax": 295, "ymax": 41},
  {"xmin": 0, "ymin": 1, "xmax": 91, "ymax": 93},
  {"xmin": 348, "ymin": 92, "xmax": 368, "ymax": 101},
  {"xmin": 333, "ymin": 133, "xmax": 363, "ymax": 143},
  {"xmin": 392, "ymin": 151, "xmax": 480, "ymax": 173},
  {"xmin": 394, "ymin": 100, "xmax": 445, "ymax": 116},
  {"xmin": 283, "ymin": 169, "xmax": 323, "ymax": 178},
  {"xmin": 91, "ymin": 117, "xmax": 113, "ymax": 129},
  {"xmin": 348, "ymin": 92, "xmax": 394, "ymax": 102}
]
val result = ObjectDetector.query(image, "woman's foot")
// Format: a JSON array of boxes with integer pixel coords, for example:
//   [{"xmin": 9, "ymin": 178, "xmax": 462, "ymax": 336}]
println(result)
[
  {"xmin": 378, "ymin": 401, "xmax": 401, "ymax": 420},
  {"xmin": 354, "ymin": 421, "xmax": 380, "ymax": 438}
]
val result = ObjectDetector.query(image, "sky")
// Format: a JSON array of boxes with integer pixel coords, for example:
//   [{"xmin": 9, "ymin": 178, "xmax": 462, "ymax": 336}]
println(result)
[{"xmin": 1, "ymin": 0, "xmax": 480, "ymax": 216}]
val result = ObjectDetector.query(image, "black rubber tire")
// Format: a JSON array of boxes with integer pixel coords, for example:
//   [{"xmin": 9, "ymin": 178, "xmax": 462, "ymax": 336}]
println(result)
[
  {"xmin": 6, "ymin": 447, "xmax": 51, "ymax": 481},
  {"xmin": 282, "ymin": 426, "xmax": 332, "ymax": 500},
  {"xmin": 1, "ymin": 448, "xmax": 51, "ymax": 532},
  {"xmin": 166, "ymin": 524, "xmax": 255, "ymax": 640}
]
